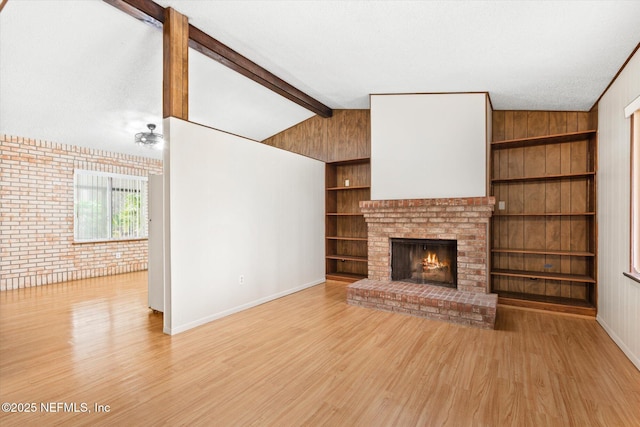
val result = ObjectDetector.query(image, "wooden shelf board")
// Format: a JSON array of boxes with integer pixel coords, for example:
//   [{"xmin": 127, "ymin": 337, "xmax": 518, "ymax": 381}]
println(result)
[
  {"xmin": 491, "ymin": 130, "xmax": 596, "ymax": 149},
  {"xmin": 326, "ymin": 236, "xmax": 368, "ymax": 242},
  {"xmin": 492, "ymin": 248, "xmax": 595, "ymax": 257},
  {"xmin": 326, "ymin": 185, "xmax": 370, "ymax": 191},
  {"xmin": 491, "ymin": 269, "xmax": 595, "ymax": 283},
  {"xmin": 491, "ymin": 172, "xmax": 595, "ymax": 183},
  {"xmin": 326, "ymin": 272, "xmax": 366, "ymax": 283},
  {"xmin": 497, "ymin": 292, "xmax": 596, "ymax": 316},
  {"xmin": 327, "ymin": 157, "xmax": 370, "ymax": 166},
  {"xmin": 326, "ymin": 212, "xmax": 364, "ymax": 216},
  {"xmin": 326, "ymin": 255, "xmax": 368, "ymax": 263},
  {"xmin": 493, "ymin": 212, "xmax": 595, "ymax": 217}
]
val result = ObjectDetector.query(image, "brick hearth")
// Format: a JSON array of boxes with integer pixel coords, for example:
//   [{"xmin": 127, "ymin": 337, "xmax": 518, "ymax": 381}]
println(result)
[
  {"xmin": 347, "ymin": 279, "xmax": 498, "ymax": 329},
  {"xmin": 347, "ymin": 197, "xmax": 498, "ymax": 329}
]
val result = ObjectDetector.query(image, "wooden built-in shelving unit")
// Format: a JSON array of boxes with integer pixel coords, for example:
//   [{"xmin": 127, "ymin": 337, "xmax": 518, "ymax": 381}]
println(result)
[
  {"xmin": 490, "ymin": 111, "xmax": 597, "ymax": 315},
  {"xmin": 325, "ymin": 158, "xmax": 370, "ymax": 282}
]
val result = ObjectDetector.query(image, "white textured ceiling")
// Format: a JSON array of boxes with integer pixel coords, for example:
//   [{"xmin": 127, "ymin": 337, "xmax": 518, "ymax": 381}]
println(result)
[{"xmin": 1, "ymin": 1, "xmax": 639, "ymax": 160}]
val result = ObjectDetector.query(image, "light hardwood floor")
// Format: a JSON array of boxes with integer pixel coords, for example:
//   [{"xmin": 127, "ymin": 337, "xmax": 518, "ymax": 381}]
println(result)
[{"xmin": 1, "ymin": 272, "xmax": 639, "ymax": 426}]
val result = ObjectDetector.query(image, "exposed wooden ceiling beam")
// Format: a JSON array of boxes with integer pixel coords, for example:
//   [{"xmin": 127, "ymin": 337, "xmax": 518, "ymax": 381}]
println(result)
[
  {"xmin": 104, "ymin": 0, "xmax": 164, "ymax": 28},
  {"xmin": 103, "ymin": 0, "xmax": 333, "ymax": 118},
  {"xmin": 187, "ymin": 26, "xmax": 332, "ymax": 118},
  {"xmin": 163, "ymin": 7, "xmax": 189, "ymax": 120}
]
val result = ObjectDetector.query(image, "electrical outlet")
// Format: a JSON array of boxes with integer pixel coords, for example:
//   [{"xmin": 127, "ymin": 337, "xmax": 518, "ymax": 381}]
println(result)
[
  {"xmin": 498, "ymin": 201, "xmax": 506, "ymax": 210},
  {"xmin": 115, "ymin": 252, "xmax": 122, "ymax": 259},
  {"xmin": 239, "ymin": 275, "xmax": 244, "ymax": 284}
]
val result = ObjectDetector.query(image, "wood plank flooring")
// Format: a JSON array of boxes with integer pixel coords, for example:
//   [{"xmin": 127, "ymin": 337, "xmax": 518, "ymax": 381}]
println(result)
[{"xmin": 1, "ymin": 272, "xmax": 639, "ymax": 426}]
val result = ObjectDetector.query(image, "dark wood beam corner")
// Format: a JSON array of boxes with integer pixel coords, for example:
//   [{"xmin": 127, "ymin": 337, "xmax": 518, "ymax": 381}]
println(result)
[
  {"xmin": 104, "ymin": 0, "xmax": 332, "ymax": 118},
  {"xmin": 103, "ymin": 0, "xmax": 165, "ymax": 28}
]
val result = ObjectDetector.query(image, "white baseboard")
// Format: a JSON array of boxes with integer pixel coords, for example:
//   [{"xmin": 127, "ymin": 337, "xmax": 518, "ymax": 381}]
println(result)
[
  {"xmin": 597, "ymin": 315, "xmax": 640, "ymax": 372},
  {"xmin": 165, "ymin": 278, "xmax": 325, "ymax": 335}
]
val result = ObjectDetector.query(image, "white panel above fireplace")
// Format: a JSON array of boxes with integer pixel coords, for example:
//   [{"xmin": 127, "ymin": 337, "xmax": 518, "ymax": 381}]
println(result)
[{"xmin": 370, "ymin": 93, "xmax": 488, "ymax": 200}]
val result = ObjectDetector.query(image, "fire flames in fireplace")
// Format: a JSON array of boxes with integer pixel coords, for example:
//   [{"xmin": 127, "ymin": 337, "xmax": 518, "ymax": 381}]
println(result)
[
  {"xmin": 417, "ymin": 250, "xmax": 451, "ymax": 283},
  {"xmin": 391, "ymin": 239, "xmax": 456, "ymax": 288},
  {"xmin": 422, "ymin": 251, "xmax": 447, "ymax": 270}
]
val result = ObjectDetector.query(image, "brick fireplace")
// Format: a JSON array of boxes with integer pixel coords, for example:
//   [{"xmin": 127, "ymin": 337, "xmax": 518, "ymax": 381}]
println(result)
[{"xmin": 346, "ymin": 197, "xmax": 498, "ymax": 329}]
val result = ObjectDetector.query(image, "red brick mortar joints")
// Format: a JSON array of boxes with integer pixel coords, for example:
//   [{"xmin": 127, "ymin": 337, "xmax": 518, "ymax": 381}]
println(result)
[
  {"xmin": 359, "ymin": 197, "xmax": 496, "ymax": 294},
  {"xmin": 347, "ymin": 279, "xmax": 498, "ymax": 329}
]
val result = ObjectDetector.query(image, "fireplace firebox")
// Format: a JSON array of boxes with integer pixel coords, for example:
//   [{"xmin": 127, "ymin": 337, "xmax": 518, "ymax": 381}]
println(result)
[{"xmin": 391, "ymin": 238, "xmax": 457, "ymax": 288}]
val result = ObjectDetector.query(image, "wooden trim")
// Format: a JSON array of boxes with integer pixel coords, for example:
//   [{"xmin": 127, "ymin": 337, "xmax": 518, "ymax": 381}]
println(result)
[
  {"xmin": 485, "ymin": 92, "xmax": 494, "ymax": 112},
  {"xmin": 326, "ymin": 255, "xmax": 367, "ymax": 263},
  {"xmin": 327, "ymin": 157, "xmax": 371, "ymax": 166},
  {"xmin": 166, "ymin": 117, "xmax": 260, "ymax": 143},
  {"xmin": 163, "ymin": 8, "xmax": 189, "ymax": 120},
  {"xmin": 624, "ymin": 95, "xmax": 640, "ymax": 118},
  {"xmin": 498, "ymin": 295, "xmax": 596, "ymax": 316},
  {"xmin": 497, "ymin": 303, "xmax": 596, "ymax": 319},
  {"xmin": 103, "ymin": 0, "xmax": 332, "ymax": 118},
  {"xmin": 326, "ymin": 236, "xmax": 368, "ymax": 242},
  {"xmin": 592, "ymin": 42, "xmax": 640, "ymax": 111},
  {"xmin": 491, "ymin": 130, "xmax": 596, "ymax": 148},
  {"xmin": 326, "ymin": 185, "xmax": 370, "ymax": 191},
  {"xmin": 631, "ymin": 113, "xmax": 635, "ymax": 275},
  {"xmin": 593, "ymin": 127, "xmax": 599, "ymax": 309},
  {"xmin": 631, "ymin": 111, "xmax": 639, "ymax": 275},
  {"xmin": 491, "ymin": 172, "xmax": 595, "ymax": 183},
  {"xmin": 493, "ymin": 212, "xmax": 595, "ymax": 217},
  {"xmin": 485, "ymin": 96, "xmax": 492, "ymax": 291},
  {"xmin": 623, "ymin": 272, "xmax": 640, "ymax": 284},
  {"xmin": 485, "ymin": 94, "xmax": 492, "ymax": 198},
  {"xmin": 491, "ymin": 269, "xmax": 595, "ymax": 283},
  {"xmin": 325, "ymin": 272, "xmax": 364, "ymax": 282},
  {"xmin": 72, "ymin": 237, "xmax": 148, "ymax": 245},
  {"xmin": 0, "ymin": 0, "xmax": 9, "ymax": 14},
  {"xmin": 371, "ymin": 91, "xmax": 491, "ymax": 98},
  {"xmin": 103, "ymin": 0, "xmax": 164, "ymax": 28},
  {"xmin": 492, "ymin": 248, "xmax": 595, "ymax": 257}
]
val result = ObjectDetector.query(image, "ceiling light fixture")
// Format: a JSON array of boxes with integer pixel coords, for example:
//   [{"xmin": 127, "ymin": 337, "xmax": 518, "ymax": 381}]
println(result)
[{"xmin": 135, "ymin": 123, "xmax": 163, "ymax": 149}]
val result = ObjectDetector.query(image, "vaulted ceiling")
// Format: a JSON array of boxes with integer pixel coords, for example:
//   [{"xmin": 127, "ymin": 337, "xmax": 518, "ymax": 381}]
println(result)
[{"xmin": 1, "ymin": 0, "xmax": 639, "ymax": 159}]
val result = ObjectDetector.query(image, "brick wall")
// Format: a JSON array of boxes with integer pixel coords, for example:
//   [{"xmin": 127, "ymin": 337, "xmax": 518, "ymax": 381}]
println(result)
[
  {"xmin": 0, "ymin": 134, "xmax": 162, "ymax": 291},
  {"xmin": 360, "ymin": 197, "xmax": 495, "ymax": 293}
]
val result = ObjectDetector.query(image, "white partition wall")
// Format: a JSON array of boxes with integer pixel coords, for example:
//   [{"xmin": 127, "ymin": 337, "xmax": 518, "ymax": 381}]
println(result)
[
  {"xmin": 163, "ymin": 118, "xmax": 325, "ymax": 335},
  {"xmin": 370, "ymin": 93, "xmax": 489, "ymax": 200}
]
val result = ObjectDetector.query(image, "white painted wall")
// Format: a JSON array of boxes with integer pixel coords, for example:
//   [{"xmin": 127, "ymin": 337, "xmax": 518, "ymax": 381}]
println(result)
[
  {"xmin": 597, "ymin": 49, "xmax": 640, "ymax": 370},
  {"xmin": 370, "ymin": 93, "xmax": 488, "ymax": 200},
  {"xmin": 163, "ymin": 118, "xmax": 325, "ymax": 335}
]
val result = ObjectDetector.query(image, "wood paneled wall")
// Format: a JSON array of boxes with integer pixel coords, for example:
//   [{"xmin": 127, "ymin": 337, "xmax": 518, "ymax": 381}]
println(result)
[
  {"xmin": 493, "ymin": 110, "xmax": 595, "ymax": 141},
  {"xmin": 261, "ymin": 110, "xmax": 370, "ymax": 162}
]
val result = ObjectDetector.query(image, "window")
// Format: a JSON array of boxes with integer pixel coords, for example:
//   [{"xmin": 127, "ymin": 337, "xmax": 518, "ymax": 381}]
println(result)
[{"xmin": 74, "ymin": 170, "xmax": 148, "ymax": 242}]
